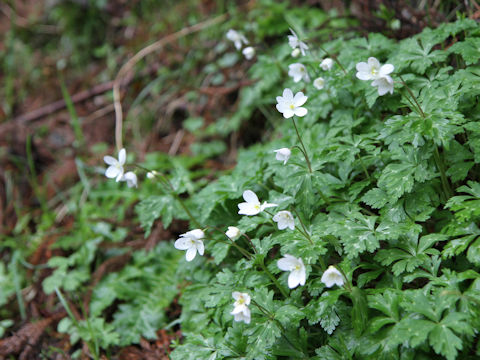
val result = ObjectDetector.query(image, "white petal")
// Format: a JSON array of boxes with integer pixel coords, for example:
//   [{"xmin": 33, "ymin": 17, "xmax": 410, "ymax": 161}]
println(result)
[
  {"xmin": 294, "ymin": 107, "xmax": 308, "ymax": 117},
  {"xmin": 282, "ymin": 88, "xmax": 294, "ymax": 101},
  {"xmin": 185, "ymin": 247, "xmax": 197, "ymax": 261},
  {"xmin": 367, "ymin": 57, "xmax": 380, "ymax": 69},
  {"xmin": 355, "ymin": 62, "xmax": 369, "ymax": 73},
  {"xmin": 196, "ymin": 240, "xmax": 204, "ymax": 256},
  {"xmin": 321, "ymin": 266, "xmax": 344, "ymax": 287},
  {"xmin": 124, "ymin": 172, "xmax": 138, "ymax": 188},
  {"xmin": 232, "ymin": 291, "xmax": 241, "ymax": 300},
  {"xmin": 174, "ymin": 238, "xmax": 190, "ymax": 250},
  {"xmin": 238, "ymin": 203, "xmax": 260, "ymax": 215},
  {"xmin": 277, "ymin": 255, "xmax": 296, "ymax": 271},
  {"xmin": 277, "ymin": 220, "xmax": 288, "ymax": 230},
  {"xmin": 356, "ymin": 71, "xmax": 372, "ymax": 81},
  {"xmin": 105, "ymin": 166, "xmax": 119, "ymax": 179},
  {"xmin": 297, "ymin": 268, "xmax": 306, "ymax": 286},
  {"xmin": 288, "ymin": 271, "xmax": 300, "ymax": 288},
  {"xmin": 231, "ymin": 304, "xmax": 246, "ymax": 315},
  {"xmin": 118, "ymin": 148, "xmax": 126, "ymax": 165},
  {"xmin": 380, "ymin": 63, "xmax": 394, "ymax": 76},
  {"xmin": 243, "ymin": 190, "xmax": 259, "ymax": 204},
  {"xmin": 103, "ymin": 156, "xmax": 117, "ymax": 166},
  {"xmin": 276, "ymin": 102, "xmax": 289, "ymax": 114},
  {"xmin": 282, "ymin": 108, "xmax": 295, "ymax": 119},
  {"xmin": 188, "ymin": 229, "xmax": 205, "ymax": 240},
  {"xmin": 115, "ymin": 170, "xmax": 124, "ymax": 182},
  {"xmin": 293, "ymin": 92, "xmax": 307, "ymax": 107},
  {"xmin": 261, "ymin": 202, "xmax": 277, "ymax": 210},
  {"xmin": 313, "ymin": 77, "xmax": 325, "ymax": 90}
]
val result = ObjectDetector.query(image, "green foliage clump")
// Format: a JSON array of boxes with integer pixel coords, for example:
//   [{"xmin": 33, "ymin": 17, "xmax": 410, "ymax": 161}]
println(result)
[{"xmin": 135, "ymin": 12, "xmax": 480, "ymax": 360}]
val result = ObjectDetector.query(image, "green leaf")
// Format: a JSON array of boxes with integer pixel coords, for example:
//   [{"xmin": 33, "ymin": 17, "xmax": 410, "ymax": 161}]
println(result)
[
  {"xmin": 135, "ymin": 195, "xmax": 176, "ymax": 236},
  {"xmin": 350, "ymin": 287, "xmax": 368, "ymax": 336},
  {"xmin": 448, "ymin": 37, "xmax": 480, "ymax": 65},
  {"xmin": 361, "ymin": 188, "xmax": 388, "ymax": 209}
]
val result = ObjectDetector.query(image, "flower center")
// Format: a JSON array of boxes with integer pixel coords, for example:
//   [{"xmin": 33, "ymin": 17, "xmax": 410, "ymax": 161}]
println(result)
[
  {"xmin": 295, "ymin": 264, "xmax": 301, "ymax": 271},
  {"xmin": 254, "ymin": 204, "xmax": 261, "ymax": 210},
  {"xmin": 371, "ymin": 68, "xmax": 378, "ymax": 75},
  {"xmin": 238, "ymin": 298, "xmax": 245, "ymax": 305},
  {"xmin": 289, "ymin": 104, "xmax": 295, "ymax": 110}
]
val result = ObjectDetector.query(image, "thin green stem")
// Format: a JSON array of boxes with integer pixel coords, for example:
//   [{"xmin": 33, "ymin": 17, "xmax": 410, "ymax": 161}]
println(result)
[
  {"xmin": 398, "ymin": 75, "xmax": 425, "ymax": 118},
  {"xmin": 223, "ymin": 238, "xmax": 253, "ymax": 260},
  {"xmin": 291, "ymin": 117, "xmax": 312, "ymax": 173},
  {"xmin": 318, "ymin": 45, "xmax": 347, "ymax": 75},
  {"xmin": 136, "ymin": 165, "xmax": 201, "ymax": 228},
  {"xmin": 336, "ymin": 266, "xmax": 352, "ymax": 292},
  {"xmin": 207, "ymin": 226, "xmax": 253, "ymax": 260},
  {"xmin": 356, "ymin": 153, "xmax": 370, "ymax": 180},
  {"xmin": 291, "ymin": 208, "xmax": 313, "ymax": 245},
  {"xmin": 251, "ymin": 300, "xmax": 308, "ymax": 359},
  {"xmin": 433, "ymin": 147, "xmax": 453, "ymax": 200},
  {"xmin": 397, "ymin": 78, "xmax": 452, "ymax": 200},
  {"xmin": 258, "ymin": 258, "xmax": 288, "ymax": 298},
  {"xmin": 317, "ymin": 257, "xmax": 327, "ymax": 271},
  {"xmin": 241, "ymin": 233, "xmax": 257, "ymax": 254}
]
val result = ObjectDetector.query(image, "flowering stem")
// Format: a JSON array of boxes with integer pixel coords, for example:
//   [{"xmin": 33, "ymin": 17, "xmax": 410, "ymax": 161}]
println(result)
[
  {"xmin": 318, "ymin": 45, "xmax": 347, "ymax": 75},
  {"xmin": 433, "ymin": 147, "xmax": 453, "ymax": 200},
  {"xmin": 337, "ymin": 266, "xmax": 352, "ymax": 292},
  {"xmin": 397, "ymin": 77, "xmax": 452, "ymax": 199},
  {"xmin": 241, "ymin": 233, "xmax": 258, "ymax": 254},
  {"xmin": 258, "ymin": 258, "xmax": 289, "ymax": 298},
  {"xmin": 398, "ymin": 75, "xmax": 425, "ymax": 118},
  {"xmin": 207, "ymin": 226, "xmax": 253, "ymax": 260},
  {"xmin": 356, "ymin": 153, "xmax": 370, "ymax": 180},
  {"xmin": 291, "ymin": 208, "xmax": 313, "ymax": 245},
  {"xmin": 291, "ymin": 118, "xmax": 312, "ymax": 173},
  {"xmin": 228, "ymin": 239, "xmax": 253, "ymax": 260},
  {"xmin": 251, "ymin": 299, "xmax": 308, "ymax": 358},
  {"xmin": 135, "ymin": 165, "xmax": 203, "ymax": 228}
]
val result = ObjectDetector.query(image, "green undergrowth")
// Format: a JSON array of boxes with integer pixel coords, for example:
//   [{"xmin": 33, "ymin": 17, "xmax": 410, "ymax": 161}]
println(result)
[
  {"xmin": 159, "ymin": 11, "xmax": 480, "ymax": 360},
  {"xmin": 2, "ymin": 1, "xmax": 480, "ymax": 359}
]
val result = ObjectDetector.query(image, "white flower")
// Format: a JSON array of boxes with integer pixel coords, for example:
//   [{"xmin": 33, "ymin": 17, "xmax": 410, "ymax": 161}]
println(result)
[
  {"xmin": 291, "ymin": 48, "xmax": 301, "ymax": 58},
  {"xmin": 275, "ymin": 88, "xmax": 308, "ymax": 119},
  {"xmin": 273, "ymin": 148, "xmax": 291, "ymax": 165},
  {"xmin": 226, "ymin": 29, "xmax": 248, "ymax": 50},
  {"xmin": 174, "ymin": 229, "xmax": 205, "ymax": 262},
  {"xmin": 313, "ymin": 77, "xmax": 325, "ymax": 90},
  {"xmin": 320, "ymin": 58, "xmax": 334, "ymax": 71},
  {"xmin": 122, "ymin": 171, "xmax": 138, "ymax": 188},
  {"xmin": 356, "ymin": 57, "xmax": 394, "ymax": 96},
  {"xmin": 238, "ymin": 190, "xmax": 277, "ymax": 216},
  {"xmin": 355, "ymin": 57, "xmax": 393, "ymax": 81},
  {"xmin": 321, "ymin": 265, "xmax": 345, "ymax": 288},
  {"xmin": 273, "ymin": 211, "xmax": 295, "ymax": 230},
  {"xmin": 277, "ymin": 254, "xmax": 306, "ymax": 289},
  {"xmin": 242, "ymin": 46, "xmax": 255, "ymax": 60},
  {"xmin": 226, "ymin": 226, "xmax": 241, "ymax": 241},
  {"xmin": 288, "ymin": 63, "xmax": 310, "ymax": 83},
  {"xmin": 372, "ymin": 75, "xmax": 394, "ymax": 95},
  {"xmin": 287, "ymin": 28, "xmax": 308, "ymax": 56},
  {"xmin": 146, "ymin": 172, "xmax": 155, "ymax": 179},
  {"xmin": 231, "ymin": 292, "xmax": 251, "ymax": 324},
  {"xmin": 104, "ymin": 148, "xmax": 126, "ymax": 182}
]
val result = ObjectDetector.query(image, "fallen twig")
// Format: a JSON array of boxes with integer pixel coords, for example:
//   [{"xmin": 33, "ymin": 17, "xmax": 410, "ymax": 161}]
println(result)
[{"xmin": 113, "ymin": 13, "xmax": 228, "ymax": 150}]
